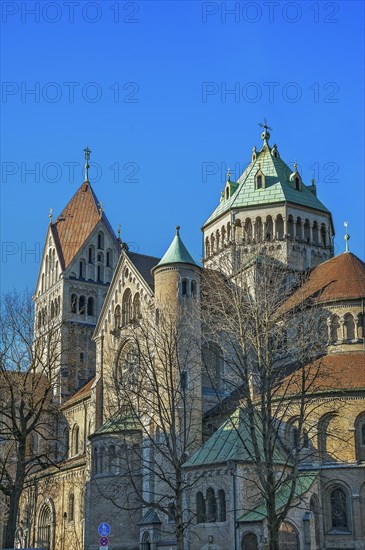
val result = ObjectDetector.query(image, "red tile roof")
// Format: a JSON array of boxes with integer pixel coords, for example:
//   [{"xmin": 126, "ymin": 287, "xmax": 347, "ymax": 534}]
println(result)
[
  {"xmin": 278, "ymin": 351, "xmax": 365, "ymax": 396},
  {"xmin": 62, "ymin": 376, "xmax": 95, "ymax": 407},
  {"xmin": 51, "ymin": 181, "xmax": 117, "ymax": 269},
  {"xmin": 285, "ymin": 252, "xmax": 365, "ymax": 309}
]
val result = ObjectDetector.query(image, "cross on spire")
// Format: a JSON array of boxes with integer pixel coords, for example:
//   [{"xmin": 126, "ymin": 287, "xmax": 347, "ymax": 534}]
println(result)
[
  {"xmin": 83, "ymin": 146, "xmax": 91, "ymax": 181},
  {"xmin": 98, "ymin": 202, "xmax": 104, "ymax": 218},
  {"xmin": 344, "ymin": 221, "xmax": 350, "ymax": 252},
  {"xmin": 259, "ymin": 117, "xmax": 273, "ymax": 132}
]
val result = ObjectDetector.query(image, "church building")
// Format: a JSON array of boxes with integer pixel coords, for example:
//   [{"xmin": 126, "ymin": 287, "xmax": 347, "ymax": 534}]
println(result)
[{"xmin": 13, "ymin": 126, "xmax": 365, "ymax": 550}]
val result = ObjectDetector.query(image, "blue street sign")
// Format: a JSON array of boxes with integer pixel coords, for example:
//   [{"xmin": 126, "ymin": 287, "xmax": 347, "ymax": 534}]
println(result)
[{"xmin": 98, "ymin": 523, "xmax": 111, "ymax": 537}]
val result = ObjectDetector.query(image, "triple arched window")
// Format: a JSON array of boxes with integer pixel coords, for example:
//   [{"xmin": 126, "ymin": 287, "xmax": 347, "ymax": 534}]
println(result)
[{"xmin": 196, "ymin": 488, "xmax": 226, "ymax": 524}]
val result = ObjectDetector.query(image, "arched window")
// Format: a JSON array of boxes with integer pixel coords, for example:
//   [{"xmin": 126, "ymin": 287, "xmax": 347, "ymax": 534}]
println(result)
[
  {"xmin": 38, "ymin": 311, "xmax": 42, "ymax": 329},
  {"xmin": 295, "ymin": 176, "xmax": 300, "ymax": 190},
  {"xmin": 278, "ymin": 522, "xmax": 299, "ymax": 550},
  {"xmin": 205, "ymin": 237, "xmax": 210, "ymax": 257},
  {"xmin": 206, "ymin": 487, "xmax": 217, "ymax": 522},
  {"xmin": 155, "ymin": 308, "xmax": 160, "ymax": 326},
  {"xmin": 79, "ymin": 296, "xmax": 85, "ymax": 315},
  {"xmin": 216, "ymin": 230, "xmax": 220, "ymax": 250},
  {"xmin": 68, "ymin": 493, "xmax": 75, "ymax": 522},
  {"xmin": 355, "ymin": 412, "xmax": 365, "ymax": 462},
  {"xmin": 87, "ymin": 297, "xmax": 94, "ymax": 316},
  {"xmin": 196, "ymin": 492, "xmax": 205, "ymax": 524},
  {"xmin": 88, "ymin": 245, "xmax": 95, "ymax": 264},
  {"xmin": 37, "ymin": 503, "xmax": 53, "ymax": 550},
  {"xmin": 296, "ymin": 217, "xmax": 303, "ymax": 240},
  {"xmin": 133, "ymin": 293, "xmax": 141, "ymax": 319},
  {"xmin": 97, "ymin": 265, "xmax": 104, "ymax": 282},
  {"xmin": 257, "ymin": 175, "xmax": 263, "ymax": 189},
  {"xmin": 313, "ymin": 221, "xmax": 319, "ymax": 244},
  {"xmin": 227, "ymin": 222, "xmax": 231, "ymax": 242},
  {"xmin": 99, "ymin": 446, "xmax": 105, "ymax": 473},
  {"xmin": 358, "ymin": 313, "xmax": 364, "ymax": 338},
  {"xmin": 344, "ymin": 313, "xmax": 355, "ymax": 340},
  {"xmin": 63, "ymin": 427, "xmax": 69, "ymax": 459},
  {"xmin": 244, "ymin": 218, "xmax": 252, "ymax": 242},
  {"xmin": 304, "ymin": 219, "xmax": 311, "ymax": 242},
  {"xmin": 330, "ymin": 487, "xmax": 349, "ymax": 530},
  {"xmin": 71, "ymin": 294, "xmax": 77, "ymax": 314},
  {"xmin": 321, "ymin": 224, "xmax": 327, "ymax": 246},
  {"xmin": 318, "ymin": 413, "xmax": 337, "ymax": 461},
  {"xmin": 241, "ymin": 532, "xmax": 258, "ymax": 550},
  {"xmin": 97, "ymin": 232, "xmax": 104, "ymax": 250},
  {"xmin": 287, "ymin": 215, "xmax": 295, "ymax": 240},
  {"xmin": 106, "ymin": 249, "xmax": 113, "ymax": 268},
  {"xmin": 115, "ymin": 305, "xmax": 121, "ymax": 329},
  {"xmin": 141, "ymin": 531, "xmax": 151, "ymax": 550},
  {"xmin": 41, "ymin": 273, "xmax": 45, "ymax": 292},
  {"xmin": 255, "ymin": 217, "xmax": 262, "ymax": 242},
  {"xmin": 117, "ymin": 342, "xmax": 140, "ymax": 388},
  {"xmin": 122, "ymin": 289, "xmax": 132, "ymax": 326},
  {"xmin": 79, "ymin": 259, "xmax": 86, "ymax": 279},
  {"xmin": 265, "ymin": 216, "xmax": 273, "ymax": 241},
  {"xmin": 276, "ymin": 215, "xmax": 284, "ymax": 240},
  {"xmin": 182, "ymin": 279, "xmax": 188, "ymax": 296},
  {"xmin": 218, "ymin": 489, "xmax": 226, "ymax": 521},
  {"xmin": 191, "ymin": 280, "xmax": 197, "ymax": 297},
  {"xmin": 108, "ymin": 445, "xmax": 116, "ymax": 473},
  {"xmin": 330, "ymin": 315, "xmax": 341, "ymax": 343},
  {"xmin": 71, "ymin": 425, "xmax": 80, "ymax": 456}
]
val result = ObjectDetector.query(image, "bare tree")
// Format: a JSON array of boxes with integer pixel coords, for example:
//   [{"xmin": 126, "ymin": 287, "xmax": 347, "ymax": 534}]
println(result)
[
  {"xmin": 98, "ymin": 304, "xmax": 203, "ymax": 550},
  {"xmin": 200, "ymin": 245, "xmax": 336, "ymax": 550},
  {"xmin": 0, "ymin": 291, "xmax": 63, "ymax": 548}
]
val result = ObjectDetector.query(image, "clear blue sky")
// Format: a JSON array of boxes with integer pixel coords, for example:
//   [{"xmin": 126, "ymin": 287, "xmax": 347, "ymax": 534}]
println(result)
[{"xmin": 1, "ymin": 0, "xmax": 364, "ymax": 293}]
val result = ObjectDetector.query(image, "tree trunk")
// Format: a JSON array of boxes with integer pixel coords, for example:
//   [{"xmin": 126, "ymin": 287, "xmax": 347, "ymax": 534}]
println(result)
[{"xmin": 5, "ymin": 485, "xmax": 22, "ymax": 549}]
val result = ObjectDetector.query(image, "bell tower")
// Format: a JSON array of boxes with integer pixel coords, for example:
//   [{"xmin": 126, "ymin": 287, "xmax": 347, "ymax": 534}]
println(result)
[
  {"xmin": 202, "ymin": 122, "xmax": 335, "ymax": 273},
  {"xmin": 33, "ymin": 148, "xmax": 120, "ymax": 401}
]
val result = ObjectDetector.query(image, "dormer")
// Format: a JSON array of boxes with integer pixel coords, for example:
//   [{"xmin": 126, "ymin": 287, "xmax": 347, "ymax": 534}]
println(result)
[
  {"xmin": 223, "ymin": 169, "xmax": 238, "ymax": 201},
  {"xmin": 271, "ymin": 143, "xmax": 280, "ymax": 159},
  {"xmin": 290, "ymin": 163, "xmax": 302, "ymax": 191},
  {"xmin": 255, "ymin": 167, "xmax": 265, "ymax": 190}
]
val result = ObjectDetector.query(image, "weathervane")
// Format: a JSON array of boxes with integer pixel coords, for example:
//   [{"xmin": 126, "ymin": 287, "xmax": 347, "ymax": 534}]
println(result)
[
  {"xmin": 344, "ymin": 221, "xmax": 350, "ymax": 252},
  {"xmin": 83, "ymin": 146, "xmax": 91, "ymax": 181},
  {"xmin": 98, "ymin": 202, "xmax": 104, "ymax": 218},
  {"xmin": 117, "ymin": 224, "xmax": 121, "ymax": 240},
  {"xmin": 49, "ymin": 208, "xmax": 53, "ymax": 223}
]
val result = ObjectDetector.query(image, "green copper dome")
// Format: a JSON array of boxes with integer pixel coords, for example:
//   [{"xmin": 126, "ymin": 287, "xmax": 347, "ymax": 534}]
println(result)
[{"xmin": 155, "ymin": 226, "xmax": 198, "ymax": 269}]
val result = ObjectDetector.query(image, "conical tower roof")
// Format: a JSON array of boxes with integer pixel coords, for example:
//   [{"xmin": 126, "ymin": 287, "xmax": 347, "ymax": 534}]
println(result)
[{"xmin": 155, "ymin": 226, "xmax": 198, "ymax": 270}]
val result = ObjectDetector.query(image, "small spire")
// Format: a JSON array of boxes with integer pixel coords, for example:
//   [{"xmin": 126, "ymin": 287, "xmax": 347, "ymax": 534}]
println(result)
[
  {"xmin": 259, "ymin": 118, "xmax": 272, "ymax": 145},
  {"xmin": 344, "ymin": 221, "xmax": 350, "ymax": 252},
  {"xmin": 294, "ymin": 161, "xmax": 298, "ymax": 171},
  {"xmin": 117, "ymin": 224, "xmax": 121, "ymax": 240},
  {"xmin": 176, "ymin": 225, "xmax": 180, "ymax": 236},
  {"xmin": 227, "ymin": 168, "xmax": 231, "ymax": 182},
  {"xmin": 311, "ymin": 178, "xmax": 315, "ymax": 185},
  {"xmin": 98, "ymin": 202, "xmax": 103, "ymax": 218},
  {"xmin": 83, "ymin": 146, "xmax": 91, "ymax": 181},
  {"xmin": 49, "ymin": 208, "xmax": 53, "ymax": 223}
]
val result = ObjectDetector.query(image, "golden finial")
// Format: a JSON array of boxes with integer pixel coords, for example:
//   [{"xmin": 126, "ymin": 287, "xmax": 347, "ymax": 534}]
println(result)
[
  {"xmin": 49, "ymin": 208, "xmax": 53, "ymax": 223},
  {"xmin": 294, "ymin": 161, "xmax": 298, "ymax": 171},
  {"xmin": 98, "ymin": 202, "xmax": 103, "ymax": 218},
  {"xmin": 176, "ymin": 225, "xmax": 180, "ymax": 235}
]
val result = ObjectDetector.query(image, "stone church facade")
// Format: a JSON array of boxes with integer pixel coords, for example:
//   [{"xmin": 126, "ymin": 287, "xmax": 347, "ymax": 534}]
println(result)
[{"xmin": 8, "ymin": 126, "xmax": 365, "ymax": 550}]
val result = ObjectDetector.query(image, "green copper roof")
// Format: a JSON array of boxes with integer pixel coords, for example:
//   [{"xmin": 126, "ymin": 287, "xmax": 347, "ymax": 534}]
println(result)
[
  {"xmin": 155, "ymin": 227, "xmax": 198, "ymax": 269},
  {"xmin": 93, "ymin": 410, "xmax": 141, "ymax": 435},
  {"xmin": 184, "ymin": 408, "xmax": 288, "ymax": 468},
  {"xmin": 203, "ymin": 138, "xmax": 330, "ymax": 228},
  {"xmin": 238, "ymin": 471, "xmax": 318, "ymax": 523}
]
